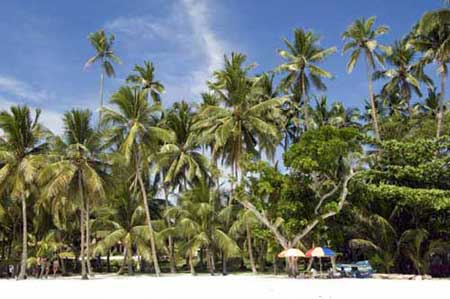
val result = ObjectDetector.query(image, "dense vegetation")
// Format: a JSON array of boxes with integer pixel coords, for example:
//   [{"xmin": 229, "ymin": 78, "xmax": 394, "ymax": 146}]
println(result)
[{"xmin": 0, "ymin": 7, "xmax": 449, "ymax": 279}]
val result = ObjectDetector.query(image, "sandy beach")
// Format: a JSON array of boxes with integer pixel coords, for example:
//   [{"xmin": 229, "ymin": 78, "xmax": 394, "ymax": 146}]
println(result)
[{"xmin": 1, "ymin": 274, "xmax": 449, "ymax": 299}]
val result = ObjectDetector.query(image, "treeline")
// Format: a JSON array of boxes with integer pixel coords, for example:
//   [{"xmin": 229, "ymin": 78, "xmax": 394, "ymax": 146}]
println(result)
[{"xmin": 0, "ymin": 7, "xmax": 449, "ymax": 279}]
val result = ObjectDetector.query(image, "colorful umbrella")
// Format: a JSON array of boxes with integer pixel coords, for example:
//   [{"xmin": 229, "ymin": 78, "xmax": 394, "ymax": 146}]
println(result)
[
  {"xmin": 305, "ymin": 247, "xmax": 336, "ymax": 257},
  {"xmin": 277, "ymin": 248, "xmax": 305, "ymax": 258}
]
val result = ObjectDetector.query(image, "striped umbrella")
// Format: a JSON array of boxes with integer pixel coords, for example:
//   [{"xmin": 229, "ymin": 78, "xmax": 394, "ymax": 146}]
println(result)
[
  {"xmin": 305, "ymin": 247, "xmax": 336, "ymax": 275},
  {"xmin": 305, "ymin": 247, "xmax": 336, "ymax": 257},
  {"xmin": 277, "ymin": 248, "xmax": 305, "ymax": 258}
]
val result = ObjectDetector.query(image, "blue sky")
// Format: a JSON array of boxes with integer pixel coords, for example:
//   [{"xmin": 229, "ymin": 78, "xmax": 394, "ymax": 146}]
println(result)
[{"xmin": 0, "ymin": 0, "xmax": 445, "ymax": 133}]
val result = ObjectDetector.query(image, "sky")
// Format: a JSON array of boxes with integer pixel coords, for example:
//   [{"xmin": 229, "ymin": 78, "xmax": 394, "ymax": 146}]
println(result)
[{"xmin": 0, "ymin": 0, "xmax": 446, "ymax": 134}]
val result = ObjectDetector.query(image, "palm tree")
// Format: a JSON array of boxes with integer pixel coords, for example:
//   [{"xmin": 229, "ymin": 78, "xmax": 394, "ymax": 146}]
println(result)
[
  {"xmin": 154, "ymin": 101, "xmax": 209, "ymax": 190},
  {"xmin": 373, "ymin": 39, "xmax": 432, "ymax": 115},
  {"xmin": 38, "ymin": 109, "xmax": 105, "ymax": 279},
  {"xmin": 276, "ymin": 29, "xmax": 336, "ymax": 134},
  {"xmin": 195, "ymin": 53, "xmax": 284, "ymax": 181},
  {"xmin": 311, "ymin": 96, "xmax": 361, "ymax": 129},
  {"xmin": 0, "ymin": 106, "xmax": 48, "ymax": 279},
  {"xmin": 126, "ymin": 61, "xmax": 165, "ymax": 103},
  {"xmin": 408, "ymin": 9, "xmax": 450, "ymax": 137},
  {"xmin": 164, "ymin": 180, "xmax": 240, "ymax": 275},
  {"xmin": 84, "ymin": 29, "xmax": 121, "ymax": 122},
  {"xmin": 94, "ymin": 191, "xmax": 151, "ymax": 275},
  {"xmin": 342, "ymin": 16, "xmax": 390, "ymax": 142},
  {"xmin": 101, "ymin": 86, "xmax": 173, "ymax": 277}
]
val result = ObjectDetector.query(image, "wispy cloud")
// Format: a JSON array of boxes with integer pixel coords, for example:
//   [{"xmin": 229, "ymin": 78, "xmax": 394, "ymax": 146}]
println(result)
[
  {"xmin": 105, "ymin": 0, "xmax": 230, "ymax": 103},
  {"xmin": 0, "ymin": 75, "xmax": 52, "ymax": 103}
]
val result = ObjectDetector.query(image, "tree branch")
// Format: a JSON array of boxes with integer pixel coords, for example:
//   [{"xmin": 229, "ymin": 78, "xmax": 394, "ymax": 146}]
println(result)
[
  {"xmin": 313, "ymin": 182, "xmax": 339, "ymax": 214},
  {"xmin": 240, "ymin": 200, "xmax": 289, "ymax": 249},
  {"xmin": 292, "ymin": 170, "xmax": 356, "ymax": 247}
]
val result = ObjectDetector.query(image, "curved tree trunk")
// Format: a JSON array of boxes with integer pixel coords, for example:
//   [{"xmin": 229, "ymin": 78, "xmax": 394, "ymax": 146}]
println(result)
[
  {"xmin": 17, "ymin": 196, "xmax": 27, "ymax": 280},
  {"xmin": 189, "ymin": 252, "xmax": 196, "ymax": 275},
  {"xmin": 137, "ymin": 171, "xmax": 161, "ymax": 276},
  {"xmin": 78, "ymin": 175, "xmax": 88, "ymax": 280},
  {"xmin": 98, "ymin": 63, "xmax": 105, "ymax": 126},
  {"xmin": 246, "ymin": 223, "xmax": 257, "ymax": 274},
  {"xmin": 127, "ymin": 244, "xmax": 133, "ymax": 275},
  {"xmin": 117, "ymin": 246, "xmax": 127, "ymax": 275},
  {"xmin": 365, "ymin": 55, "xmax": 381, "ymax": 142},
  {"xmin": 164, "ymin": 186, "xmax": 176, "ymax": 274},
  {"xmin": 436, "ymin": 69, "xmax": 446, "ymax": 138}
]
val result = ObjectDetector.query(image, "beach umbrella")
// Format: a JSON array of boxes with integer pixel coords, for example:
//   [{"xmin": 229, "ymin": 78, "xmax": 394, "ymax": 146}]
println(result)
[
  {"xmin": 277, "ymin": 248, "xmax": 305, "ymax": 258},
  {"xmin": 305, "ymin": 247, "xmax": 336, "ymax": 274}
]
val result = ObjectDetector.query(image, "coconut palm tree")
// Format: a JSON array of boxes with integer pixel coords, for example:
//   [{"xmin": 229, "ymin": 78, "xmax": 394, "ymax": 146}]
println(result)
[
  {"xmin": 164, "ymin": 180, "xmax": 240, "ymax": 275},
  {"xmin": 94, "ymin": 191, "xmax": 152, "ymax": 276},
  {"xmin": 311, "ymin": 96, "xmax": 361, "ymax": 129},
  {"xmin": 373, "ymin": 39, "xmax": 432, "ymax": 115},
  {"xmin": 38, "ymin": 109, "xmax": 105, "ymax": 279},
  {"xmin": 276, "ymin": 29, "xmax": 336, "ymax": 134},
  {"xmin": 101, "ymin": 86, "xmax": 174, "ymax": 277},
  {"xmin": 0, "ymin": 106, "xmax": 48, "ymax": 279},
  {"xmin": 408, "ymin": 9, "xmax": 450, "ymax": 137},
  {"xmin": 195, "ymin": 53, "xmax": 284, "ymax": 181},
  {"xmin": 154, "ymin": 101, "xmax": 210, "ymax": 190},
  {"xmin": 342, "ymin": 16, "xmax": 390, "ymax": 142},
  {"xmin": 84, "ymin": 29, "xmax": 121, "ymax": 122},
  {"xmin": 126, "ymin": 61, "xmax": 165, "ymax": 103}
]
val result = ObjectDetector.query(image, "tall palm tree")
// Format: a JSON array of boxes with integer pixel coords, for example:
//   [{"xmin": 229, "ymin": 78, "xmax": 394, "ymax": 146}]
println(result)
[
  {"xmin": 195, "ymin": 53, "xmax": 284, "ymax": 181},
  {"xmin": 276, "ymin": 29, "xmax": 336, "ymax": 134},
  {"xmin": 0, "ymin": 106, "xmax": 48, "ymax": 279},
  {"xmin": 408, "ymin": 9, "xmax": 450, "ymax": 138},
  {"xmin": 126, "ymin": 61, "xmax": 165, "ymax": 103},
  {"xmin": 84, "ymin": 29, "xmax": 121, "ymax": 122},
  {"xmin": 342, "ymin": 16, "xmax": 390, "ymax": 142},
  {"xmin": 373, "ymin": 39, "xmax": 432, "ymax": 115},
  {"xmin": 38, "ymin": 109, "xmax": 106, "ymax": 279},
  {"xmin": 311, "ymin": 96, "xmax": 361, "ymax": 128},
  {"xmin": 154, "ymin": 101, "xmax": 210, "ymax": 190},
  {"xmin": 101, "ymin": 86, "xmax": 173, "ymax": 276}
]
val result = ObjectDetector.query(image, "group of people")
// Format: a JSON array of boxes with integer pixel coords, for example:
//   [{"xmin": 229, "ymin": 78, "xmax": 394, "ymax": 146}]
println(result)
[{"xmin": 33, "ymin": 256, "xmax": 60, "ymax": 279}]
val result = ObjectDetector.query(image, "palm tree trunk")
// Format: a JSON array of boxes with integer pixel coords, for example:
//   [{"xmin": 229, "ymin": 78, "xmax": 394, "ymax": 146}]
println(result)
[
  {"xmin": 164, "ymin": 186, "xmax": 176, "ymax": 274},
  {"xmin": 246, "ymin": 223, "xmax": 257, "ymax": 274},
  {"xmin": 436, "ymin": 69, "xmax": 446, "ymax": 138},
  {"xmin": 17, "ymin": 197, "xmax": 27, "ymax": 280},
  {"xmin": 189, "ymin": 252, "xmax": 196, "ymax": 275},
  {"xmin": 137, "ymin": 170, "xmax": 161, "ymax": 276},
  {"xmin": 98, "ymin": 63, "xmax": 105, "ymax": 125},
  {"xmin": 365, "ymin": 55, "xmax": 381, "ymax": 142},
  {"xmin": 301, "ymin": 74, "xmax": 309, "ymax": 133},
  {"xmin": 118, "ymin": 246, "xmax": 127, "ymax": 275},
  {"xmin": 127, "ymin": 245, "xmax": 133, "ymax": 275},
  {"xmin": 78, "ymin": 175, "xmax": 88, "ymax": 280},
  {"xmin": 85, "ymin": 199, "xmax": 93, "ymax": 276}
]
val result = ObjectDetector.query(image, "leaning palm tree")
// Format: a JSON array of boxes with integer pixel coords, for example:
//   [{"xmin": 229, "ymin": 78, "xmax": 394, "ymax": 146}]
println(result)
[
  {"xmin": 101, "ymin": 86, "xmax": 173, "ymax": 277},
  {"xmin": 38, "ymin": 109, "xmax": 105, "ymax": 279},
  {"xmin": 373, "ymin": 39, "xmax": 432, "ymax": 115},
  {"xmin": 84, "ymin": 29, "xmax": 121, "ymax": 121},
  {"xmin": 408, "ymin": 9, "xmax": 450, "ymax": 137},
  {"xmin": 276, "ymin": 29, "xmax": 336, "ymax": 134},
  {"xmin": 342, "ymin": 16, "xmax": 390, "ymax": 142},
  {"xmin": 0, "ymin": 106, "xmax": 48, "ymax": 280},
  {"xmin": 126, "ymin": 61, "xmax": 165, "ymax": 103}
]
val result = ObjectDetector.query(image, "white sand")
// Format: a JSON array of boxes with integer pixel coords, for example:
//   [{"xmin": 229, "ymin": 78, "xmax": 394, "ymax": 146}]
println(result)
[{"xmin": 1, "ymin": 274, "xmax": 449, "ymax": 299}]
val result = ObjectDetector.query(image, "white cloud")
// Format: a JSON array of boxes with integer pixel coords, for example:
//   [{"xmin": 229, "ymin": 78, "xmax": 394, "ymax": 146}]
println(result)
[
  {"xmin": 105, "ymin": 0, "xmax": 230, "ymax": 103},
  {"xmin": 0, "ymin": 75, "xmax": 52, "ymax": 103}
]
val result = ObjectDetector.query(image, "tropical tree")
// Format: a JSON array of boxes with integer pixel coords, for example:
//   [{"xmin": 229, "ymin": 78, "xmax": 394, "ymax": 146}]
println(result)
[
  {"xmin": 311, "ymin": 96, "xmax": 361, "ymax": 129},
  {"xmin": 0, "ymin": 106, "xmax": 48, "ymax": 280},
  {"xmin": 164, "ymin": 180, "xmax": 240, "ymax": 275},
  {"xmin": 373, "ymin": 39, "xmax": 432, "ymax": 115},
  {"xmin": 342, "ymin": 16, "xmax": 390, "ymax": 141},
  {"xmin": 84, "ymin": 29, "xmax": 121, "ymax": 121},
  {"xmin": 195, "ymin": 53, "xmax": 284, "ymax": 181},
  {"xmin": 126, "ymin": 61, "xmax": 165, "ymax": 103},
  {"xmin": 276, "ymin": 29, "xmax": 336, "ymax": 134},
  {"xmin": 408, "ymin": 9, "xmax": 450, "ymax": 137},
  {"xmin": 38, "ymin": 109, "xmax": 106, "ymax": 279},
  {"xmin": 101, "ymin": 86, "xmax": 173, "ymax": 276}
]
